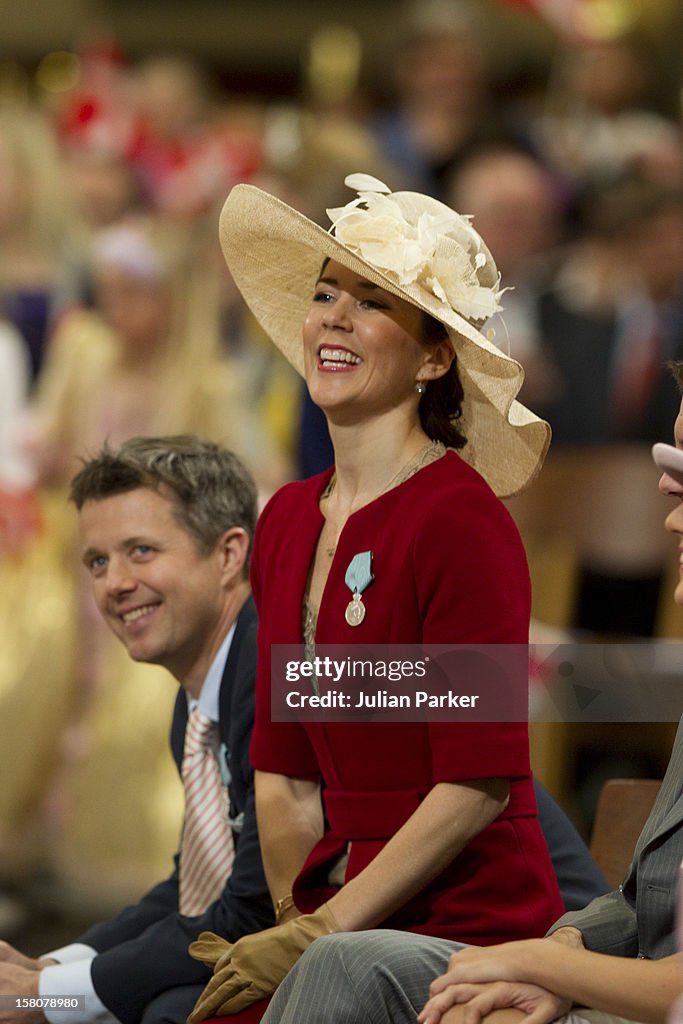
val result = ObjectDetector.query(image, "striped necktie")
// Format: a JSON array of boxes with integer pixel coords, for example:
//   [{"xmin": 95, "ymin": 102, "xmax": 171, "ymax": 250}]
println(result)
[{"xmin": 179, "ymin": 708, "xmax": 235, "ymax": 916}]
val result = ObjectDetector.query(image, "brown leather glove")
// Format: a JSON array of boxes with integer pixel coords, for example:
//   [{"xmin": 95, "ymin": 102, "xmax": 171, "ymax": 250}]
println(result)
[{"xmin": 187, "ymin": 902, "xmax": 339, "ymax": 1021}]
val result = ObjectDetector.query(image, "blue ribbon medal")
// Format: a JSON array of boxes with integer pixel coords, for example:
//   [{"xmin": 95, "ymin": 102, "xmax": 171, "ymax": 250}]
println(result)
[{"xmin": 344, "ymin": 551, "xmax": 374, "ymax": 626}]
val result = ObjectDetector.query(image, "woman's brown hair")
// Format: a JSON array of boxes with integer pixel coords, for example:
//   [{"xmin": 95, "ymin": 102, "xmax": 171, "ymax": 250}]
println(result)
[{"xmin": 419, "ymin": 313, "xmax": 466, "ymax": 450}]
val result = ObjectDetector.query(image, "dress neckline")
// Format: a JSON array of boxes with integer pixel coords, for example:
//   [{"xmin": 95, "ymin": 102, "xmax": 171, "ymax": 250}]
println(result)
[{"xmin": 303, "ymin": 445, "xmax": 452, "ymax": 645}]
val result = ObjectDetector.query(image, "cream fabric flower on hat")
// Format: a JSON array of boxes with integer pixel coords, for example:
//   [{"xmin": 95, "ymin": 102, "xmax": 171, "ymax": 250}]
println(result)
[{"xmin": 327, "ymin": 174, "xmax": 505, "ymax": 325}]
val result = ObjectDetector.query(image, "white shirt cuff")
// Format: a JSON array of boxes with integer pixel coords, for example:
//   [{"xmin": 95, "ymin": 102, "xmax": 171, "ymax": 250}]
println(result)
[
  {"xmin": 39, "ymin": 959, "xmax": 119, "ymax": 1024},
  {"xmin": 41, "ymin": 944, "xmax": 97, "ymax": 965}
]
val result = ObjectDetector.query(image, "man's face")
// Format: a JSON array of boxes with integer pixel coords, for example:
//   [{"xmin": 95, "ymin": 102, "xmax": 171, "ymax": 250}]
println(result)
[
  {"xmin": 660, "ymin": 397, "xmax": 683, "ymax": 606},
  {"xmin": 79, "ymin": 486, "xmax": 229, "ymax": 684}
]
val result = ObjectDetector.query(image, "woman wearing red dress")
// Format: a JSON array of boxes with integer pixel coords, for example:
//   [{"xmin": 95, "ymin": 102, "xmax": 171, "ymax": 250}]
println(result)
[{"xmin": 188, "ymin": 173, "xmax": 563, "ymax": 1022}]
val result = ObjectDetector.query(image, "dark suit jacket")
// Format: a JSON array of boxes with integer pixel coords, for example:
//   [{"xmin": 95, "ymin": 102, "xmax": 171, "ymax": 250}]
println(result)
[
  {"xmin": 79, "ymin": 597, "xmax": 273, "ymax": 1024},
  {"xmin": 550, "ymin": 716, "xmax": 683, "ymax": 959}
]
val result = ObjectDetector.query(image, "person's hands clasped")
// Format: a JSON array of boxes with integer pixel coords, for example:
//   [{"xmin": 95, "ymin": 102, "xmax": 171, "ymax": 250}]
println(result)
[
  {"xmin": 187, "ymin": 902, "xmax": 339, "ymax": 1021},
  {"xmin": 419, "ymin": 979, "xmax": 570, "ymax": 1024},
  {"xmin": 418, "ymin": 939, "xmax": 571, "ymax": 1024}
]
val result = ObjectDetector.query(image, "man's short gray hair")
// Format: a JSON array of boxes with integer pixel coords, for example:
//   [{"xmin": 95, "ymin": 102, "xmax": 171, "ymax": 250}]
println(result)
[{"xmin": 70, "ymin": 435, "xmax": 258, "ymax": 566}]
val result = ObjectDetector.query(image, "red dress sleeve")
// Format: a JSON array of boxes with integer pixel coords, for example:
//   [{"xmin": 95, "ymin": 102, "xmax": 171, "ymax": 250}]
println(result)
[{"xmin": 412, "ymin": 476, "xmax": 532, "ymax": 783}]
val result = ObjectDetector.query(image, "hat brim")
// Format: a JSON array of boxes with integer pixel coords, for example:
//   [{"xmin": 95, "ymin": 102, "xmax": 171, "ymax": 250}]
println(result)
[
  {"xmin": 653, "ymin": 442, "xmax": 683, "ymax": 487},
  {"xmin": 219, "ymin": 183, "xmax": 550, "ymax": 498}
]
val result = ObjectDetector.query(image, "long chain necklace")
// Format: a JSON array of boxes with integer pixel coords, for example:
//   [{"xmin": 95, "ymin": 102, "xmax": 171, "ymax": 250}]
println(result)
[{"xmin": 322, "ymin": 440, "xmax": 446, "ymax": 557}]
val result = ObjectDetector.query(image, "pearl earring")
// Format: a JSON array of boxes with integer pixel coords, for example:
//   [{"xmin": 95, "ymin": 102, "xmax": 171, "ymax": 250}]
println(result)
[{"xmin": 415, "ymin": 381, "xmax": 426, "ymax": 395}]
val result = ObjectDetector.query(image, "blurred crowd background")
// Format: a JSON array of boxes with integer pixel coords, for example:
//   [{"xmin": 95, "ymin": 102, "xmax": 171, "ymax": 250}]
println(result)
[{"xmin": 1, "ymin": 0, "xmax": 683, "ymax": 945}]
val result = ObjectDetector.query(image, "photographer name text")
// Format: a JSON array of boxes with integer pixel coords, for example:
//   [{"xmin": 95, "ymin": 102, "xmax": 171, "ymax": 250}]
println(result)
[{"xmin": 285, "ymin": 689, "xmax": 479, "ymax": 709}]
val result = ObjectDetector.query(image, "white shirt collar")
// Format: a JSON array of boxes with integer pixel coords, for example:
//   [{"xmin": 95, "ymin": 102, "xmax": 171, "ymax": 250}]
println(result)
[{"xmin": 187, "ymin": 622, "xmax": 236, "ymax": 723}]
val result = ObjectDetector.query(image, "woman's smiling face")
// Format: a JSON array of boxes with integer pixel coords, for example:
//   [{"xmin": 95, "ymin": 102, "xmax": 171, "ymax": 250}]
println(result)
[{"xmin": 302, "ymin": 260, "xmax": 434, "ymax": 419}]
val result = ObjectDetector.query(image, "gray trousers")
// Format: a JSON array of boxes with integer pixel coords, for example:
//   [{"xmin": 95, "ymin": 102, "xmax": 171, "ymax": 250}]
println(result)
[
  {"xmin": 262, "ymin": 930, "xmax": 457, "ymax": 1024},
  {"xmin": 261, "ymin": 931, "xmax": 644, "ymax": 1024}
]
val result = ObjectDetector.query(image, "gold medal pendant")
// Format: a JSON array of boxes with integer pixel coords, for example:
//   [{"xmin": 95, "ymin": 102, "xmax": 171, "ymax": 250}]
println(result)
[{"xmin": 345, "ymin": 591, "xmax": 366, "ymax": 627}]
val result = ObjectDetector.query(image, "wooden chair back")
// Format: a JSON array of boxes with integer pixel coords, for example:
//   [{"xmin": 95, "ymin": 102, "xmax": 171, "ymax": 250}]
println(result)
[
  {"xmin": 505, "ymin": 444, "xmax": 671, "ymax": 629},
  {"xmin": 590, "ymin": 778, "xmax": 662, "ymax": 889}
]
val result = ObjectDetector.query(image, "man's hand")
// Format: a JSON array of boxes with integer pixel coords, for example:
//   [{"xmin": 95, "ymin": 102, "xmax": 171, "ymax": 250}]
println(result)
[
  {"xmin": 0, "ymin": 943, "xmax": 49, "ymax": 971},
  {"xmin": 0, "ymin": 960, "xmax": 46, "ymax": 1024},
  {"xmin": 419, "ymin": 980, "xmax": 571, "ymax": 1024},
  {"xmin": 187, "ymin": 903, "xmax": 338, "ymax": 1021}
]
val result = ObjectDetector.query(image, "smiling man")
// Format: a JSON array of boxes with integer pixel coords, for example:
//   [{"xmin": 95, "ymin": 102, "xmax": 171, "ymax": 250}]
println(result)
[{"xmin": 0, "ymin": 436, "xmax": 272, "ymax": 1024}]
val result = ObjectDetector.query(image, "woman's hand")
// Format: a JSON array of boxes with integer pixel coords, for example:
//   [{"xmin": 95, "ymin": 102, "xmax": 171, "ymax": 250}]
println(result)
[
  {"xmin": 429, "ymin": 939, "xmax": 547, "ymax": 990},
  {"xmin": 417, "ymin": 940, "xmax": 565, "ymax": 1024},
  {"xmin": 187, "ymin": 903, "xmax": 339, "ymax": 1021},
  {"xmin": 418, "ymin": 979, "xmax": 570, "ymax": 1024}
]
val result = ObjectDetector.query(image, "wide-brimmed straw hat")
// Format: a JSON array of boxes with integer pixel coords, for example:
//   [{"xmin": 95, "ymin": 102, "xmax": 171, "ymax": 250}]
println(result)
[{"xmin": 219, "ymin": 173, "xmax": 550, "ymax": 497}]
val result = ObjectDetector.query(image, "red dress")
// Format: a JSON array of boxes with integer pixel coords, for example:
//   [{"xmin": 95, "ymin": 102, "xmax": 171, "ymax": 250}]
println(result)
[{"xmin": 250, "ymin": 451, "xmax": 563, "ymax": 943}]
